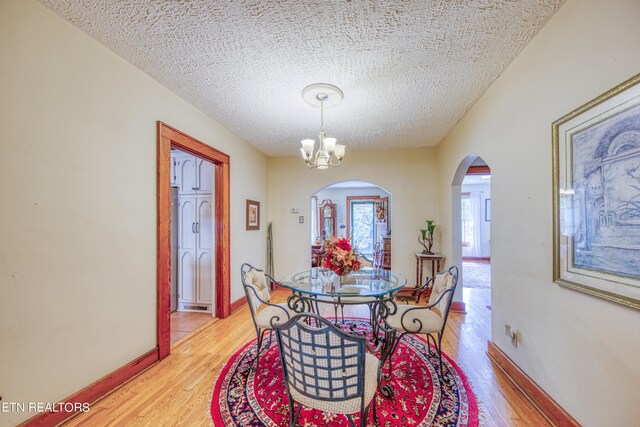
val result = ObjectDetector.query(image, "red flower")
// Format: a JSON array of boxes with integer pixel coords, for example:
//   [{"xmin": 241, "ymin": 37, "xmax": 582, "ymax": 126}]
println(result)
[
  {"xmin": 321, "ymin": 237, "xmax": 361, "ymax": 276},
  {"xmin": 335, "ymin": 238, "xmax": 352, "ymax": 251}
]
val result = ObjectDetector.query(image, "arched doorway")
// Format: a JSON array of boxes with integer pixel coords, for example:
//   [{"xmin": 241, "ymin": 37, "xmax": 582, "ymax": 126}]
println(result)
[
  {"xmin": 310, "ymin": 180, "xmax": 392, "ymax": 269},
  {"xmin": 451, "ymin": 156, "xmax": 492, "ymax": 312}
]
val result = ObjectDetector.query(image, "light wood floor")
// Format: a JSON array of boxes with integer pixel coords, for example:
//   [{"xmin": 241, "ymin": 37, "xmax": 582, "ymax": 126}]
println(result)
[{"xmin": 64, "ymin": 288, "xmax": 550, "ymax": 426}]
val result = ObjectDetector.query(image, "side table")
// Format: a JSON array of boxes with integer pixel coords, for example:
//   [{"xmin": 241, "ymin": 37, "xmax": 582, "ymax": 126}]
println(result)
[{"xmin": 415, "ymin": 252, "xmax": 445, "ymax": 287}]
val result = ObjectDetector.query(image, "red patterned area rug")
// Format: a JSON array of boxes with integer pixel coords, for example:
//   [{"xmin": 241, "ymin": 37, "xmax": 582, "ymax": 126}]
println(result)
[{"xmin": 212, "ymin": 318, "xmax": 479, "ymax": 426}]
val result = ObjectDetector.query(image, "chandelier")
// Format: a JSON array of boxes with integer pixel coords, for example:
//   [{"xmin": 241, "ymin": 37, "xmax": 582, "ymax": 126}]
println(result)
[{"xmin": 299, "ymin": 83, "xmax": 345, "ymax": 169}]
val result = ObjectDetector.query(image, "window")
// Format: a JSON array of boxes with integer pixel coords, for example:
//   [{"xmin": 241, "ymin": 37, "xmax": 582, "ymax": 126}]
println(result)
[
  {"xmin": 461, "ymin": 193, "xmax": 473, "ymax": 247},
  {"xmin": 350, "ymin": 201, "xmax": 375, "ymax": 256}
]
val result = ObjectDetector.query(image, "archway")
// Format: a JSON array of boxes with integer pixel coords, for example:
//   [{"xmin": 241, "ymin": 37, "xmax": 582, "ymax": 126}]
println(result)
[
  {"xmin": 309, "ymin": 180, "xmax": 392, "ymax": 269},
  {"xmin": 451, "ymin": 156, "xmax": 492, "ymax": 311}
]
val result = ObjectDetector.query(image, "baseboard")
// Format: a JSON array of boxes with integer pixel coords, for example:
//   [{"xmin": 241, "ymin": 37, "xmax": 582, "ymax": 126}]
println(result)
[
  {"xmin": 487, "ymin": 341, "xmax": 580, "ymax": 427},
  {"xmin": 230, "ymin": 296, "xmax": 247, "ymax": 313},
  {"xmin": 450, "ymin": 301, "xmax": 466, "ymax": 313},
  {"xmin": 462, "ymin": 257, "xmax": 491, "ymax": 262},
  {"xmin": 19, "ymin": 348, "xmax": 159, "ymax": 427}
]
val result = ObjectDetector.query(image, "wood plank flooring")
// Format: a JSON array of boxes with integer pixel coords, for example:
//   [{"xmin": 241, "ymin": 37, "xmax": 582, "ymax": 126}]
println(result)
[{"xmin": 64, "ymin": 288, "xmax": 551, "ymax": 426}]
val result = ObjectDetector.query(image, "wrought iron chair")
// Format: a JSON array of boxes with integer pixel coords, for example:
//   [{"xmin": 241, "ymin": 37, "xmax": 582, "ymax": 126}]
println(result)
[
  {"xmin": 385, "ymin": 266, "xmax": 459, "ymax": 379},
  {"xmin": 272, "ymin": 313, "xmax": 379, "ymax": 427},
  {"xmin": 241, "ymin": 263, "xmax": 293, "ymax": 368}
]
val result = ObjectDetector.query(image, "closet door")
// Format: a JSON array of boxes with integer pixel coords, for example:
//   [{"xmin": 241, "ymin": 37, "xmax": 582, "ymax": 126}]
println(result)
[
  {"xmin": 178, "ymin": 154, "xmax": 197, "ymax": 195},
  {"xmin": 178, "ymin": 196, "xmax": 197, "ymax": 303},
  {"xmin": 196, "ymin": 197, "xmax": 214, "ymax": 305},
  {"xmin": 196, "ymin": 158, "xmax": 214, "ymax": 194}
]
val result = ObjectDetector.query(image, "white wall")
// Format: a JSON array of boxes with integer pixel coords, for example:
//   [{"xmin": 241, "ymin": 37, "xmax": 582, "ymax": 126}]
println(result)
[
  {"xmin": 313, "ymin": 186, "xmax": 391, "ymax": 240},
  {"xmin": 268, "ymin": 148, "xmax": 438, "ymax": 284},
  {"xmin": 436, "ymin": 0, "xmax": 640, "ymax": 425},
  {"xmin": 0, "ymin": 1, "xmax": 267, "ymax": 425},
  {"xmin": 460, "ymin": 182, "xmax": 491, "ymax": 258}
]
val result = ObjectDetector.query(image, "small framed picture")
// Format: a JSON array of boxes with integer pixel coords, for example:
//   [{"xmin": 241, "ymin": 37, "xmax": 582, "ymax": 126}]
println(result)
[{"xmin": 246, "ymin": 199, "xmax": 260, "ymax": 230}]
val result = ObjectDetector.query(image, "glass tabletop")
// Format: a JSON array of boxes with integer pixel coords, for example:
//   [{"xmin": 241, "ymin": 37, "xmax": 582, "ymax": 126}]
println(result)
[{"xmin": 280, "ymin": 267, "xmax": 407, "ymax": 298}]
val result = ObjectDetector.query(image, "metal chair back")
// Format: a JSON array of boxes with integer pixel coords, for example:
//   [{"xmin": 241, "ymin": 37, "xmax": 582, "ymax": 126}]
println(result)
[{"xmin": 273, "ymin": 313, "xmax": 367, "ymax": 407}]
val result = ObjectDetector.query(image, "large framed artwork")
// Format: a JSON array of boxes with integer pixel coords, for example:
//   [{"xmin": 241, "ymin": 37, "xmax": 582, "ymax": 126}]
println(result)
[
  {"xmin": 552, "ymin": 73, "xmax": 640, "ymax": 310},
  {"xmin": 246, "ymin": 199, "xmax": 260, "ymax": 231}
]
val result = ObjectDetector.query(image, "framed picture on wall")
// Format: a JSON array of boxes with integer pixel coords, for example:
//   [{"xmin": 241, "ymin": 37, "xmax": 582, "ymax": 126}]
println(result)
[
  {"xmin": 552, "ymin": 73, "xmax": 640, "ymax": 310},
  {"xmin": 246, "ymin": 199, "xmax": 260, "ymax": 230}
]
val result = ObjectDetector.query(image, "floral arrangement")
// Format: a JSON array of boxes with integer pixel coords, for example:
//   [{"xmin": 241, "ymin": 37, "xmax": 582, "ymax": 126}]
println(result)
[{"xmin": 322, "ymin": 237, "xmax": 362, "ymax": 276}]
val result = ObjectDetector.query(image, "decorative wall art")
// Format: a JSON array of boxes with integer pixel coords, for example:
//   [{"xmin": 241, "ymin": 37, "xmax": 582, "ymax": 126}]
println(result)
[
  {"xmin": 246, "ymin": 199, "xmax": 260, "ymax": 230},
  {"xmin": 552, "ymin": 73, "xmax": 640, "ymax": 309}
]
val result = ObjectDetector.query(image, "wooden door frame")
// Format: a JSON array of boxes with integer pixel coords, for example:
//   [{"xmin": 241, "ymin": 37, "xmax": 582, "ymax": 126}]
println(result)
[{"xmin": 157, "ymin": 122, "xmax": 231, "ymax": 360}]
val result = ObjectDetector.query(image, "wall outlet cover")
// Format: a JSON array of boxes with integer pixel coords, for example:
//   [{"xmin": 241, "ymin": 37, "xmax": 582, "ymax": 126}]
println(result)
[
  {"xmin": 299, "ymin": 216, "xmax": 304, "ymax": 223},
  {"xmin": 504, "ymin": 324, "xmax": 512, "ymax": 336}
]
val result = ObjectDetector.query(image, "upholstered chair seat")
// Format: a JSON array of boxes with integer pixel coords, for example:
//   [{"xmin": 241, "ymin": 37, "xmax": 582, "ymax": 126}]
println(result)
[
  {"xmin": 254, "ymin": 303, "xmax": 294, "ymax": 329},
  {"xmin": 385, "ymin": 304, "xmax": 444, "ymax": 334},
  {"xmin": 385, "ymin": 266, "xmax": 459, "ymax": 380},
  {"xmin": 273, "ymin": 313, "xmax": 379, "ymax": 426},
  {"xmin": 241, "ymin": 263, "xmax": 293, "ymax": 370}
]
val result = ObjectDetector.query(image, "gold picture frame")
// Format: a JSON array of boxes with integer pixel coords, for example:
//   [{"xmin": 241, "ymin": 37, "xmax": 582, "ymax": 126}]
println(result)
[{"xmin": 552, "ymin": 73, "xmax": 640, "ymax": 310}]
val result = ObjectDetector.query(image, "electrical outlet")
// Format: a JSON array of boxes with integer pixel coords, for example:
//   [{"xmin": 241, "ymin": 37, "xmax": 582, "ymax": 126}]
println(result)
[
  {"xmin": 504, "ymin": 324, "xmax": 511, "ymax": 337},
  {"xmin": 298, "ymin": 216, "xmax": 304, "ymax": 223},
  {"xmin": 511, "ymin": 329, "xmax": 519, "ymax": 347}
]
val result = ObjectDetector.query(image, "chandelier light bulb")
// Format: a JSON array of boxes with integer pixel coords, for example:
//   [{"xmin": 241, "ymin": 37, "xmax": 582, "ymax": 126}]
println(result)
[
  {"xmin": 323, "ymin": 137, "xmax": 337, "ymax": 155},
  {"xmin": 334, "ymin": 144, "xmax": 346, "ymax": 160},
  {"xmin": 300, "ymin": 139, "xmax": 315, "ymax": 159}
]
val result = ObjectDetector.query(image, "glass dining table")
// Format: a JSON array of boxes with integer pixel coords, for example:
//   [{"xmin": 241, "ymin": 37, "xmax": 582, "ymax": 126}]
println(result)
[
  {"xmin": 279, "ymin": 267, "xmax": 407, "ymax": 397},
  {"xmin": 282, "ymin": 267, "xmax": 407, "ymax": 299}
]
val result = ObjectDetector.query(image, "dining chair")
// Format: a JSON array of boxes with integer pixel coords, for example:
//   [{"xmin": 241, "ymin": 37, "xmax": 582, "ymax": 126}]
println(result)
[
  {"xmin": 241, "ymin": 263, "xmax": 293, "ymax": 369},
  {"xmin": 384, "ymin": 266, "xmax": 459, "ymax": 379},
  {"xmin": 272, "ymin": 313, "xmax": 379, "ymax": 427}
]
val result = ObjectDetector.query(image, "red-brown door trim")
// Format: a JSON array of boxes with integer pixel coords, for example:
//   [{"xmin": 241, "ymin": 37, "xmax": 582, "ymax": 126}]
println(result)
[{"xmin": 157, "ymin": 122, "xmax": 231, "ymax": 360}]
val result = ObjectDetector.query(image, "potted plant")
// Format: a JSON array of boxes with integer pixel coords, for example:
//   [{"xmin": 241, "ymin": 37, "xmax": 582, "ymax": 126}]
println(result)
[{"xmin": 418, "ymin": 220, "xmax": 436, "ymax": 255}]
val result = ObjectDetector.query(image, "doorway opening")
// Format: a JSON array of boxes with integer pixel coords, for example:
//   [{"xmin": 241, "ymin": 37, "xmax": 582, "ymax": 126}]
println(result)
[
  {"xmin": 462, "ymin": 162, "xmax": 492, "ymax": 300},
  {"xmin": 310, "ymin": 180, "xmax": 392, "ymax": 269},
  {"xmin": 168, "ymin": 147, "xmax": 216, "ymax": 346},
  {"xmin": 451, "ymin": 156, "xmax": 492, "ymax": 314},
  {"xmin": 157, "ymin": 122, "xmax": 231, "ymax": 360}
]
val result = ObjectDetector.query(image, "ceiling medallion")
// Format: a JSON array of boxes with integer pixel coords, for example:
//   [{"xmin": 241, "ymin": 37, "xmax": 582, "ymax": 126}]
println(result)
[{"xmin": 299, "ymin": 83, "xmax": 345, "ymax": 170}]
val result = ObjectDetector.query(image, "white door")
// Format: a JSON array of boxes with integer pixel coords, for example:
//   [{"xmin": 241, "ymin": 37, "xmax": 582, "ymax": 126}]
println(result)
[
  {"xmin": 196, "ymin": 197, "xmax": 214, "ymax": 305},
  {"xmin": 179, "ymin": 155, "xmax": 197, "ymax": 195},
  {"xmin": 178, "ymin": 196, "xmax": 197, "ymax": 303},
  {"xmin": 197, "ymin": 158, "xmax": 214, "ymax": 194}
]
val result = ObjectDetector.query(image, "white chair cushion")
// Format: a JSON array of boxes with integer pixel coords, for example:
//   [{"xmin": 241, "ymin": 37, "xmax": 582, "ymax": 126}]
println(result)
[
  {"xmin": 245, "ymin": 269, "xmax": 271, "ymax": 311},
  {"xmin": 428, "ymin": 272, "xmax": 454, "ymax": 316},
  {"xmin": 386, "ymin": 304, "xmax": 444, "ymax": 334},
  {"xmin": 289, "ymin": 352, "xmax": 379, "ymax": 415},
  {"xmin": 254, "ymin": 303, "xmax": 292, "ymax": 329}
]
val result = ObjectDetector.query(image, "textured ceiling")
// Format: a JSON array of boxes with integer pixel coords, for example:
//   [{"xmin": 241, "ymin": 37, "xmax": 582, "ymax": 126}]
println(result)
[{"xmin": 39, "ymin": 0, "xmax": 564, "ymax": 156}]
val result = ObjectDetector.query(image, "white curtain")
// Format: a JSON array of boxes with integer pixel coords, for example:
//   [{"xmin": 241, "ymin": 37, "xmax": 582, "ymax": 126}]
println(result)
[{"xmin": 470, "ymin": 192, "xmax": 483, "ymax": 257}]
